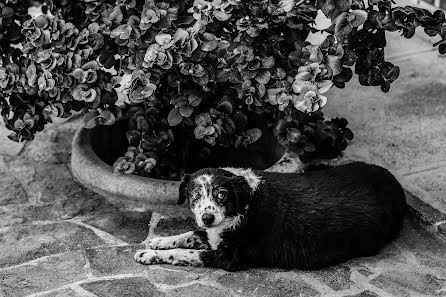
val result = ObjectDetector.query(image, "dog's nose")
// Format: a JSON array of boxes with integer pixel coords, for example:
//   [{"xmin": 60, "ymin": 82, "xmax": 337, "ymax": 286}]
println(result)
[{"xmin": 201, "ymin": 213, "xmax": 215, "ymax": 226}]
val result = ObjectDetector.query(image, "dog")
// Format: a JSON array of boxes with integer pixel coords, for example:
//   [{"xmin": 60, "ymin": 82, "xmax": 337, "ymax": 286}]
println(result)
[{"xmin": 134, "ymin": 162, "xmax": 406, "ymax": 271}]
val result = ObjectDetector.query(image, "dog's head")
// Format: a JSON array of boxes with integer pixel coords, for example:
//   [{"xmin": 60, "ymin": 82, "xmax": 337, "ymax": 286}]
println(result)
[{"xmin": 177, "ymin": 168, "xmax": 259, "ymax": 229}]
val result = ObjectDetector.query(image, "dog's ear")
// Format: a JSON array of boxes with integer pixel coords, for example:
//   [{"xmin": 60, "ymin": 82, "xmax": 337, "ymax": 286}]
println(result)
[
  {"xmin": 177, "ymin": 173, "xmax": 191, "ymax": 205},
  {"xmin": 229, "ymin": 176, "xmax": 252, "ymax": 214}
]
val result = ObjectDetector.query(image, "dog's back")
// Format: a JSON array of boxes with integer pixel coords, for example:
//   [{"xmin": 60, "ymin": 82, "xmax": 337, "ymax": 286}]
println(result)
[{"xmin": 239, "ymin": 162, "xmax": 406, "ymax": 269}]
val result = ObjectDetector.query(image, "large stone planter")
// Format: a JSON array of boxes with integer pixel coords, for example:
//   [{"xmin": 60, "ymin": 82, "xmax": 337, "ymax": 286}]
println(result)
[{"xmin": 71, "ymin": 123, "xmax": 288, "ymax": 206}]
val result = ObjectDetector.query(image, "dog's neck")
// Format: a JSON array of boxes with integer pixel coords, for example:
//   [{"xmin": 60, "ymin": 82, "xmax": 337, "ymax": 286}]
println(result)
[
  {"xmin": 220, "ymin": 167, "xmax": 263, "ymax": 193},
  {"xmin": 205, "ymin": 214, "xmax": 246, "ymax": 250}
]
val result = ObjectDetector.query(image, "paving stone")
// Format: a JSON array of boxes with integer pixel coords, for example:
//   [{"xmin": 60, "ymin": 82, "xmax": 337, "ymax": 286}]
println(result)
[
  {"xmin": 309, "ymin": 265, "xmax": 354, "ymax": 291},
  {"xmin": 438, "ymin": 222, "xmax": 446, "ymax": 238},
  {"xmin": 50, "ymin": 190, "xmax": 110, "ymax": 219},
  {"xmin": 217, "ymin": 269, "xmax": 320, "ymax": 297},
  {"xmin": 0, "ymin": 203, "xmax": 73, "ymax": 228},
  {"xmin": 405, "ymin": 171, "xmax": 446, "ymax": 208},
  {"xmin": 0, "ymin": 221, "xmax": 104, "ymax": 268},
  {"xmin": 34, "ymin": 163, "xmax": 85, "ymax": 200},
  {"xmin": 82, "ymin": 208, "xmax": 153, "ymax": 243},
  {"xmin": 83, "ymin": 210, "xmax": 196, "ymax": 244},
  {"xmin": 356, "ymin": 268, "xmax": 374, "ymax": 278},
  {"xmin": 20, "ymin": 125, "xmax": 76, "ymax": 164},
  {"xmin": 0, "ymin": 252, "xmax": 88, "ymax": 297},
  {"xmin": 0, "ymin": 208, "xmax": 25, "ymax": 227},
  {"xmin": 371, "ymin": 270, "xmax": 446, "ymax": 296},
  {"xmin": 38, "ymin": 288, "xmax": 89, "ymax": 297},
  {"xmin": 166, "ymin": 284, "xmax": 229, "ymax": 297},
  {"xmin": 155, "ymin": 216, "xmax": 197, "ymax": 237},
  {"xmin": 85, "ymin": 245, "xmax": 202, "ymax": 284},
  {"xmin": 345, "ymin": 290, "xmax": 379, "ymax": 297},
  {"xmin": 8, "ymin": 162, "xmax": 110, "ymax": 219},
  {"xmin": 0, "ymin": 173, "xmax": 27, "ymax": 205},
  {"xmin": 80, "ymin": 277, "xmax": 165, "ymax": 297},
  {"xmin": 0, "ymin": 155, "xmax": 7, "ymax": 172},
  {"xmin": 393, "ymin": 217, "xmax": 446, "ymax": 273}
]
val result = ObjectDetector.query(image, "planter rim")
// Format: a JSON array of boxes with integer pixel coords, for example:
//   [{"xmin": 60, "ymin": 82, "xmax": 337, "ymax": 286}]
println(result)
[
  {"xmin": 71, "ymin": 126, "xmax": 181, "ymax": 205},
  {"xmin": 71, "ymin": 125, "xmax": 296, "ymax": 206}
]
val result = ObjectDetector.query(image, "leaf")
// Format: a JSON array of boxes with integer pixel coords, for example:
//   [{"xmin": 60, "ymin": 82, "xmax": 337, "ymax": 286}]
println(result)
[
  {"xmin": 256, "ymin": 84, "xmax": 266, "ymax": 98},
  {"xmin": 317, "ymin": 80, "xmax": 333, "ymax": 94},
  {"xmin": 201, "ymin": 40, "xmax": 218, "ymax": 52},
  {"xmin": 99, "ymin": 109, "xmax": 116, "ymax": 126},
  {"xmin": 136, "ymin": 116, "xmax": 149, "ymax": 132},
  {"xmin": 217, "ymin": 101, "xmax": 233, "ymax": 114},
  {"xmin": 334, "ymin": 12, "xmax": 353, "ymax": 41},
  {"xmin": 7, "ymin": 131, "xmax": 19, "ymax": 142},
  {"xmin": 188, "ymin": 94, "xmax": 202, "ymax": 107},
  {"xmin": 277, "ymin": 134, "xmax": 289, "ymax": 146},
  {"xmin": 286, "ymin": 128, "xmax": 301, "ymax": 142},
  {"xmin": 261, "ymin": 56, "xmax": 275, "ymax": 69},
  {"xmin": 155, "ymin": 33, "xmax": 172, "ymax": 46},
  {"xmin": 325, "ymin": 55, "xmax": 342, "ymax": 76},
  {"xmin": 255, "ymin": 70, "xmax": 271, "ymax": 85},
  {"xmin": 14, "ymin": 119, "xmax": 26, "ymax": 130},
  {"xmin": 214, "ymin": 11, "xmax": 231, "ymax": 21},
  {"xmin": 276, "ymin": 68, "xmax": 286, "ymax": 80},
  {"xmin": 195, "ymin": 113, "xmax": 212, "ymax": 126},
  {"xmin": 387, "ymin": 66, "xmax": 400, "ymax": 82},
  {"xmin": 83, "ymin": 109, "xmax": 100, "ymax": 129},
  {"xmin": 194, "ymin": 125, "xmax": 208, "ymax": 139},
  {"xmin": 349, "ymin": 10, "xmax": 368, "ymax": 27},
  {"xmin": 126, "ymin": 130, "xmax": 142, "ymax": 146},
  {"xmin": 123, "ymin": 162, "xmax": 136, "ymax": 174},
  {"xmin": 245, "ymin": 128, "xmax": 262, "ymax": 143},
  {"xmin": 235, "ymin": 136, "xmax": 244, "ymax": 149},
  {"xmin": 170, "ymin": 95, "xmax": 188, "ymax": 108},
  {"xmin": 303, "ymin": 143, "xmax": 316, "ymax": 152},
  {"xmin": 110, "ymin": 24, "xmax": 132, "ymax": 39},
  {"xmin": 273, "ymin": 119, "xmax": 287, "ymax": 136},
  {"xmin": 168, "ymin": 108, "xmax": 183, "ymax": 126},
  {"xmin": 335, "ymin": 0, "xmax": 352, "ymax": 12},
  {"xmin": 192, "ymin": 72, "xmax": 209, "ymax": 86},
  {"xmin": 216, "ymin": 70, "xmax": 230, "ymax": 82},
  {"xmin": 126, "ymin": 107, "xmax": 144, "ymax": 119},
  {"xmin": 26, "ymin": 63, "xmax": 37, "ymax": 86},
  {"xmin": 179, "ymin": 105, "xmax": 194, "ymax": 117}
]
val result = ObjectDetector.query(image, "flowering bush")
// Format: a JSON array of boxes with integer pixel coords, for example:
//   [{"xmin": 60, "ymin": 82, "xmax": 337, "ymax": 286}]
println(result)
[{"xmin": 1, "ymin": 0, "xmax": 445, "ymax": 180}]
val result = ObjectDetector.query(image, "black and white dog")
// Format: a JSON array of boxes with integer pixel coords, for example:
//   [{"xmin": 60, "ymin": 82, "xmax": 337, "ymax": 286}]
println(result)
[{"xmin": 134, "ymin": 162, "xmax": 406, "ymax": 271}]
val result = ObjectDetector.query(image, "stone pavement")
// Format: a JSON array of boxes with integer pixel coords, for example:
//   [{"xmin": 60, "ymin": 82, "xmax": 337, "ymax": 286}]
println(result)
[
  {"xmin": 0, "ymin": 120, "xmax": 445, "ymax": 297},
  {"xmin": 2, "ymin": 16, "xmax": 446, "ymax": 297}
]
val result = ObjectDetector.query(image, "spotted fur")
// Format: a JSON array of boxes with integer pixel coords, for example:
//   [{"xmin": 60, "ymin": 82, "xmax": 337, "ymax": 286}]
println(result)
[
  {"xmin": 134, "ymin": 249, "xmax": 204, "ymax": 266},
  {"xmin": 144, "ymin": 231, "xmax": 209, "ymax": 250},
  {"xmin": 146, "ymin": 231, "xmax": 209, "ymax": 250},
  {"xmin": 191, "ymin": 173, "xmax": 226, "ymax": 227},
  {"xmin": 221, "ymin": 167, "xmax": 262, "ymax": 193}
]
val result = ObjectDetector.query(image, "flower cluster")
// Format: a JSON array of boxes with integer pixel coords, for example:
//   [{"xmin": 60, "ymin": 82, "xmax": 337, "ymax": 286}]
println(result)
[{"xmin": 1, "ymin": 0, "xmax": 445, "ymax": 180}]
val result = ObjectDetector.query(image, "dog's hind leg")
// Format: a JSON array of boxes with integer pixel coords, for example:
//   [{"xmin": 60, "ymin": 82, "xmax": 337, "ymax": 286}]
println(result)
[
  {"xmin": 145, "ymin": 231, "xmax": 210, "ymax": 250},
  {"xmin": 134, "ymin": 249, "xmax": 205, "ymax": 266}
]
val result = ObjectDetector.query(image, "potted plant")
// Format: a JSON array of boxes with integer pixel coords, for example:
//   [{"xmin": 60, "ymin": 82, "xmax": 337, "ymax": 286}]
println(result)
[{"xmin": 1, "ymin": 0, "xmax": 445, "ymax": 202}]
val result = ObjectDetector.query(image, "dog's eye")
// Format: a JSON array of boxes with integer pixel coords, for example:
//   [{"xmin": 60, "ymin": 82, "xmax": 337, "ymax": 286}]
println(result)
[{"xmin": 217, "ymin": 191, "xmax": 227, "ymax": 201}]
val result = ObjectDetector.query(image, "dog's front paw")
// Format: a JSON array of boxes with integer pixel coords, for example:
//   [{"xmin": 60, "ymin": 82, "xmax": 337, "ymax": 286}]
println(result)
[
  {"xmin": 145, "ymin": 237, "xmax": 176, "ymax": 250},
  {"xmin": 134, "ymin": 249, "xmax": 162, "ymax": 265}
]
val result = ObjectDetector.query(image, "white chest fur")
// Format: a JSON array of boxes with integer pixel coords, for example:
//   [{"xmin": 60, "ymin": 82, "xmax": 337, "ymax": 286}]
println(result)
[
  {"xmin": 206, "ymin": 215, "xmax": 244, "ymax": 250},
  {"xmin": 206, "ymin": 227, "xmax": 223, "ymax": 250}
]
